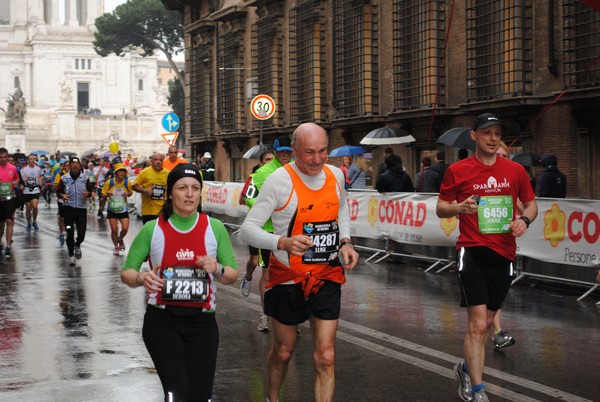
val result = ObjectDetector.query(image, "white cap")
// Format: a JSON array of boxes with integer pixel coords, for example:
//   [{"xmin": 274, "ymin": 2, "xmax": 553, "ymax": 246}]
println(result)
[{"xmin": 203, "ymin": 152, "xmax": 212, "ymax": 159}]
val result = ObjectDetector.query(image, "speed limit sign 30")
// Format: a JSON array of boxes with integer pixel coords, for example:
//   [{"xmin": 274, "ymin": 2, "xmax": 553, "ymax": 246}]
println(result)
[{"xmin": 251, "ymin": 94, "xmax": 276, "ymax": 120}]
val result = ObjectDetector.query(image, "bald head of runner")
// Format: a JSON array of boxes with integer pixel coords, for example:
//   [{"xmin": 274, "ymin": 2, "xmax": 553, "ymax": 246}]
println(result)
[{"xmin": 292, "ymin": 122, "xmax": 328, "ymax": 177}]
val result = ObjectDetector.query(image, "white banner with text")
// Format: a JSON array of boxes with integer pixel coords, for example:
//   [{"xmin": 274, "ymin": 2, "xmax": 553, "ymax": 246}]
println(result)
[{"xmin": 202, "ymin": 182, "xmax": 599, "ymax": 267}]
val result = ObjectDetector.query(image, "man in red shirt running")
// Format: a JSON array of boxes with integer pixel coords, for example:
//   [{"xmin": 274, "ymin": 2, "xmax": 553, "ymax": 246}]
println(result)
[{"xmin": 436, "ymin": 113, "xmax": 538, "ymax": 402}]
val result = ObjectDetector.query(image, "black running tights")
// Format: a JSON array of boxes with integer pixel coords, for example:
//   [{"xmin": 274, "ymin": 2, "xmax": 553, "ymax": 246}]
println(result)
[{"xmin": 142, "ymin": 306, "xmax": 219, "ymax": 402}]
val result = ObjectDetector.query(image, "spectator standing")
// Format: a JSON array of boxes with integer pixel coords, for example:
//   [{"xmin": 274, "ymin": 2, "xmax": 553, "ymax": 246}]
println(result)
[
  {"xmin": 200, "ymin": 152, "xmax": 216, "ymax": 181},
  {"xmin": 376, "ymin": 147, "xmax": 394, "ymax": 182},
  {"xmin": 436, "ymin": 113, "xmax": 538, "ymax": 402},
  {"xmin": 347, "ymin": 154, "xmax": 367, "ymax": 189},
  {"xmin": 340, "ymin": 155, "xmax": 352, "ymax": 187},
  {"xmin": 430, "ymin": 151, "xmax": 449, "ymax": 190},
  {"xmin": 375, "ymin": 154, "xmax": 414, "ymax": 193},
  {"xmin": 415, "ymin": 155, "xmax": 441, "ymax": 192},
  {"xmin": 537, "ymin": 154, "xmax": 567, "ymax": 198},
  {"xmin": 240, "ymin": 123, "xmax": 359, "ymax": 402}
]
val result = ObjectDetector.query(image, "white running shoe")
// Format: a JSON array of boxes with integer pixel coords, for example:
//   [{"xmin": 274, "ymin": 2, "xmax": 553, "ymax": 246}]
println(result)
[
  {"xmin": 240, "ymin": 277, "xmax": 252, "ymax": 297},
  {"xmin": 257, "ymin": 314, "xmax": 270, "ymax": 332}
]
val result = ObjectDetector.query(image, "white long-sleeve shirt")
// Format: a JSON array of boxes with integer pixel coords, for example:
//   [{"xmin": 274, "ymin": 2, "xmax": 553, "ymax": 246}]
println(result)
[{"xmin": 239, "ymin": 162, "xmax": 351, "ymax": 267}]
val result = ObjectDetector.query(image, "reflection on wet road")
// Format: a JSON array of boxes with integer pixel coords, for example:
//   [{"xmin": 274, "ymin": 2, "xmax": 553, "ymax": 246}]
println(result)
[{"xmin": 0, "ymin": 207, "xmax": 598, "ymax": 401}]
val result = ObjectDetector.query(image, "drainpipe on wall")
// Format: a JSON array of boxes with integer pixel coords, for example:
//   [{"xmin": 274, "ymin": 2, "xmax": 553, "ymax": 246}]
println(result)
[{"xmin": 547, "ymin": 0, "xmax": 559, "ymax": 77}]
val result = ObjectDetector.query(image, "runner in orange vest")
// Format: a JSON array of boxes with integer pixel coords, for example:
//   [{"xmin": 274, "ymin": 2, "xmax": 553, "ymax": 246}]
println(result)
[{"xmin": 240, "ymin": 122, "xmax": 359, "ymax": 402}]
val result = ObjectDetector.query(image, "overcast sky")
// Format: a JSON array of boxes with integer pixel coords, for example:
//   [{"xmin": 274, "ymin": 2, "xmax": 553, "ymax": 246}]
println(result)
[{"xmin": 104, "ymin": 0, "xmax": 126, "ymax": 14}]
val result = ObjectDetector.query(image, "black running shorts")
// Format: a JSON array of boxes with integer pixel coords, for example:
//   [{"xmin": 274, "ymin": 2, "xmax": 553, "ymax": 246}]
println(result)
[
  {"xmin": 456, "ymin": 246, "xmax": 514, "ymax": 311},
  {"xmin": 264, "ymin": 280, "xmax": 341, "ymax": 325},
  {"xmin": 107, "ymin": 210, "xmax": 129, "ymax": 220}
]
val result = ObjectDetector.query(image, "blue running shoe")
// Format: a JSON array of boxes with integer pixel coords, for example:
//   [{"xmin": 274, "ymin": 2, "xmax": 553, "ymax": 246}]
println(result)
[
  {"xmin": 5, "ymin": 246, "xmax": 11, "ymax": 258},
  {"xmin": 33, "ymin": 222, "xmax": 39, "ymax": 231},
  {"xmin": 26, "ymin": 223, "xmax": 32, "ymax": 232}
]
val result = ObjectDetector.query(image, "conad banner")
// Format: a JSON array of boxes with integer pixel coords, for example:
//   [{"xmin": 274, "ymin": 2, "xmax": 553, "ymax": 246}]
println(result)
[{"xmin": 202, "ymin": 182, "xmax": 600, "ymax": 268}]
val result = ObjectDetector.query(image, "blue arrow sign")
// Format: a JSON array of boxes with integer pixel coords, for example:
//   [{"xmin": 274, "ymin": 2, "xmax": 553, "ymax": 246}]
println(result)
[{"xmin": 162, "ymin": 112, "xmax": 180, "ymax": 133}]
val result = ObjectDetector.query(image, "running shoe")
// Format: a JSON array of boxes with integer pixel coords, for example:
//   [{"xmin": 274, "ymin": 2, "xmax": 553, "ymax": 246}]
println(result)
[
  {"xmin": 113, "ymin": 246, "xmax": 120, "ymax": 256},
  {"xmin": 59, "ymin": 233, "xmax": 65, "ymax": 245},
  {"xmin": 472, "ymin": 389, "xmax": 490, "ymax": 402},
  {"xmin": 33, "ymin": 222, "xmax": 39, "ymax": 231},
  {"xmin": 453, "ymin": 362, "xmax": 473, "ymax": 402},
  {"xmin": 74, "ymin": 246, "xmax": 82, "ymax": 259},
  {"xmin": 26, "ymin": 223, "xmax": 32, "ymax": 232},
  {"xmin": 118, "ymin": 239, "xmax": 126, "ymax": 251},
  {"xmin": 240, "ymin": 277, "xmax": 252, "ymax": 297},
  {"xmin": 4, "ymin": 246, "xmax": 10, "ymax": 257},
  {"xmin": 492, "ymin": 331, "xmax": 515, "ymax": 350},
  {"xmin": 97, "ymin": 210, "xmax": 104, "ymax": 219},
  {"xmin": 68, "ymin": 255, "xmax": 76, "ymax": 266},
  {"xmin": 257, "ymin": 314, "xmax": 270, "ymax": 333}
]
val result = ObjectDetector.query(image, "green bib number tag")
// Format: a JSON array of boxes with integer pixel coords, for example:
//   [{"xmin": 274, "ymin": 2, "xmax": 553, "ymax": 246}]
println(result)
[
  {"xmin": 0, "ymin": 182, "xmax": 11, "ymax": 196},
  {"xmin": 477, "ymin": 195, "xmax": 513, "ymax": 234}
]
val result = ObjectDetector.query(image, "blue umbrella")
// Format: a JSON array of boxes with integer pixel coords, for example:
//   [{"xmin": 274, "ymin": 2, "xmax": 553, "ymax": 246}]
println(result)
[
  {"xmin": 30, "ymin": 150, "xmax": 50, "ymax": 156},
  {"xmin": 329, "ymin": 145, "xmax": 366, "ymax": 157}
]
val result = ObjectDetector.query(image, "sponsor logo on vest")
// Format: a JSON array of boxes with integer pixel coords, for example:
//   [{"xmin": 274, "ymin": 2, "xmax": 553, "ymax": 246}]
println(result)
[{"xmin": 176, "ymin": 248, "xmax": 195, "ymax": 261}]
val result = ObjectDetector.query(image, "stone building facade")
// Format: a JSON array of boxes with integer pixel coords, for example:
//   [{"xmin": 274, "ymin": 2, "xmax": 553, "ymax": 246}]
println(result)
[
  {"xmin": 0, "ymin": 0, "xmax": 179, "ymax": 158},
  {"xmin": 163, "ymin": 0, "xmax": 600, "ymax": 199}
]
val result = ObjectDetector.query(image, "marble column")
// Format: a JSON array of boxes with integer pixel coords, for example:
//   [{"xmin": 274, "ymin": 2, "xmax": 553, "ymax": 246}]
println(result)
[
  {"xmin": 85, "ymin": 0, "xmax": 96, "ymax": 25},
  {"xmin": 13, "ymin": 0, "xmax": 27, "ymax": 24},
  {"xmin": 66, "ymin": 0, "xmax": 78, "ymax": 27},
  {"xmin": 48, "ymin": 0, "xmax": 60, "ymax": 26}
]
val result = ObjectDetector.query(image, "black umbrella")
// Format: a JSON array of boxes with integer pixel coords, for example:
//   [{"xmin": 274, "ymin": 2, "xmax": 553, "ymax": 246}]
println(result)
[
  {"xmin": 243, "ymin": 144, "xmax": 273, "ymax": 160},
  {"xmin": 511, "ymin": 152, "xmax": 541, "ymax": 167},
  {"xmin": 360, "ymin": 127, "xmax": 416, "ymax": 145},
  {"xmin": 437, "ymin": 127, "xmax": 476, "ymax": 151},
  {"xmin": 60, "ymin": 151, "xmax": 78, "ymax": 157}
]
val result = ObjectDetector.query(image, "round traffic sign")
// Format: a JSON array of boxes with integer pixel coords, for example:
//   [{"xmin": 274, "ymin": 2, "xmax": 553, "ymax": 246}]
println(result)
[
  {"xmin": 250, "ymin": 94, "xmax": 276, "ymax": 120},
  {"xmin": 162, "ymin": 112, "xmax": 180, "ymax": 132}
]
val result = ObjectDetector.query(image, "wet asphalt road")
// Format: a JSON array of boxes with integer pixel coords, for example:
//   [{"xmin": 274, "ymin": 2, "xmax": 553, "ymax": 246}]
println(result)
[{"xmin": 0, "ymin": 206, "xmax": 599, "ymax": 402}]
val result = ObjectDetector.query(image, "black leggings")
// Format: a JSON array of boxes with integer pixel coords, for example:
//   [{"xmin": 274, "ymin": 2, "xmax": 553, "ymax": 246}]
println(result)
[
  {"xmin": 62, "ymin": 206, "xmax": 87, "ymax": 256},
  {"xmin": 143, "ymin": 306, "xmax": 219, "ymax": 402}
]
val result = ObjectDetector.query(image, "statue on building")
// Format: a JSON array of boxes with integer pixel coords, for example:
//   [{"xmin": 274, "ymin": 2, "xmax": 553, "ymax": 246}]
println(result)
[
  {"xmin": 153, "ymin": 84, "xmax": 169, "ymax": 107},
  {"xmin": 59, "ymin": 80, "xmax": 73, "ymax": 106},
  {"xmin": 2, "ymin": 87, "xmax": 27, "ymax": 123}
]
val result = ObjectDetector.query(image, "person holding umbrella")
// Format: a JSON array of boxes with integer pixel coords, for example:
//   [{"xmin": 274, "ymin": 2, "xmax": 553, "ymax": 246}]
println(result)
[{"xmin": 347, "ymin": 154, "xmax": 367, "ymax": 189}]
